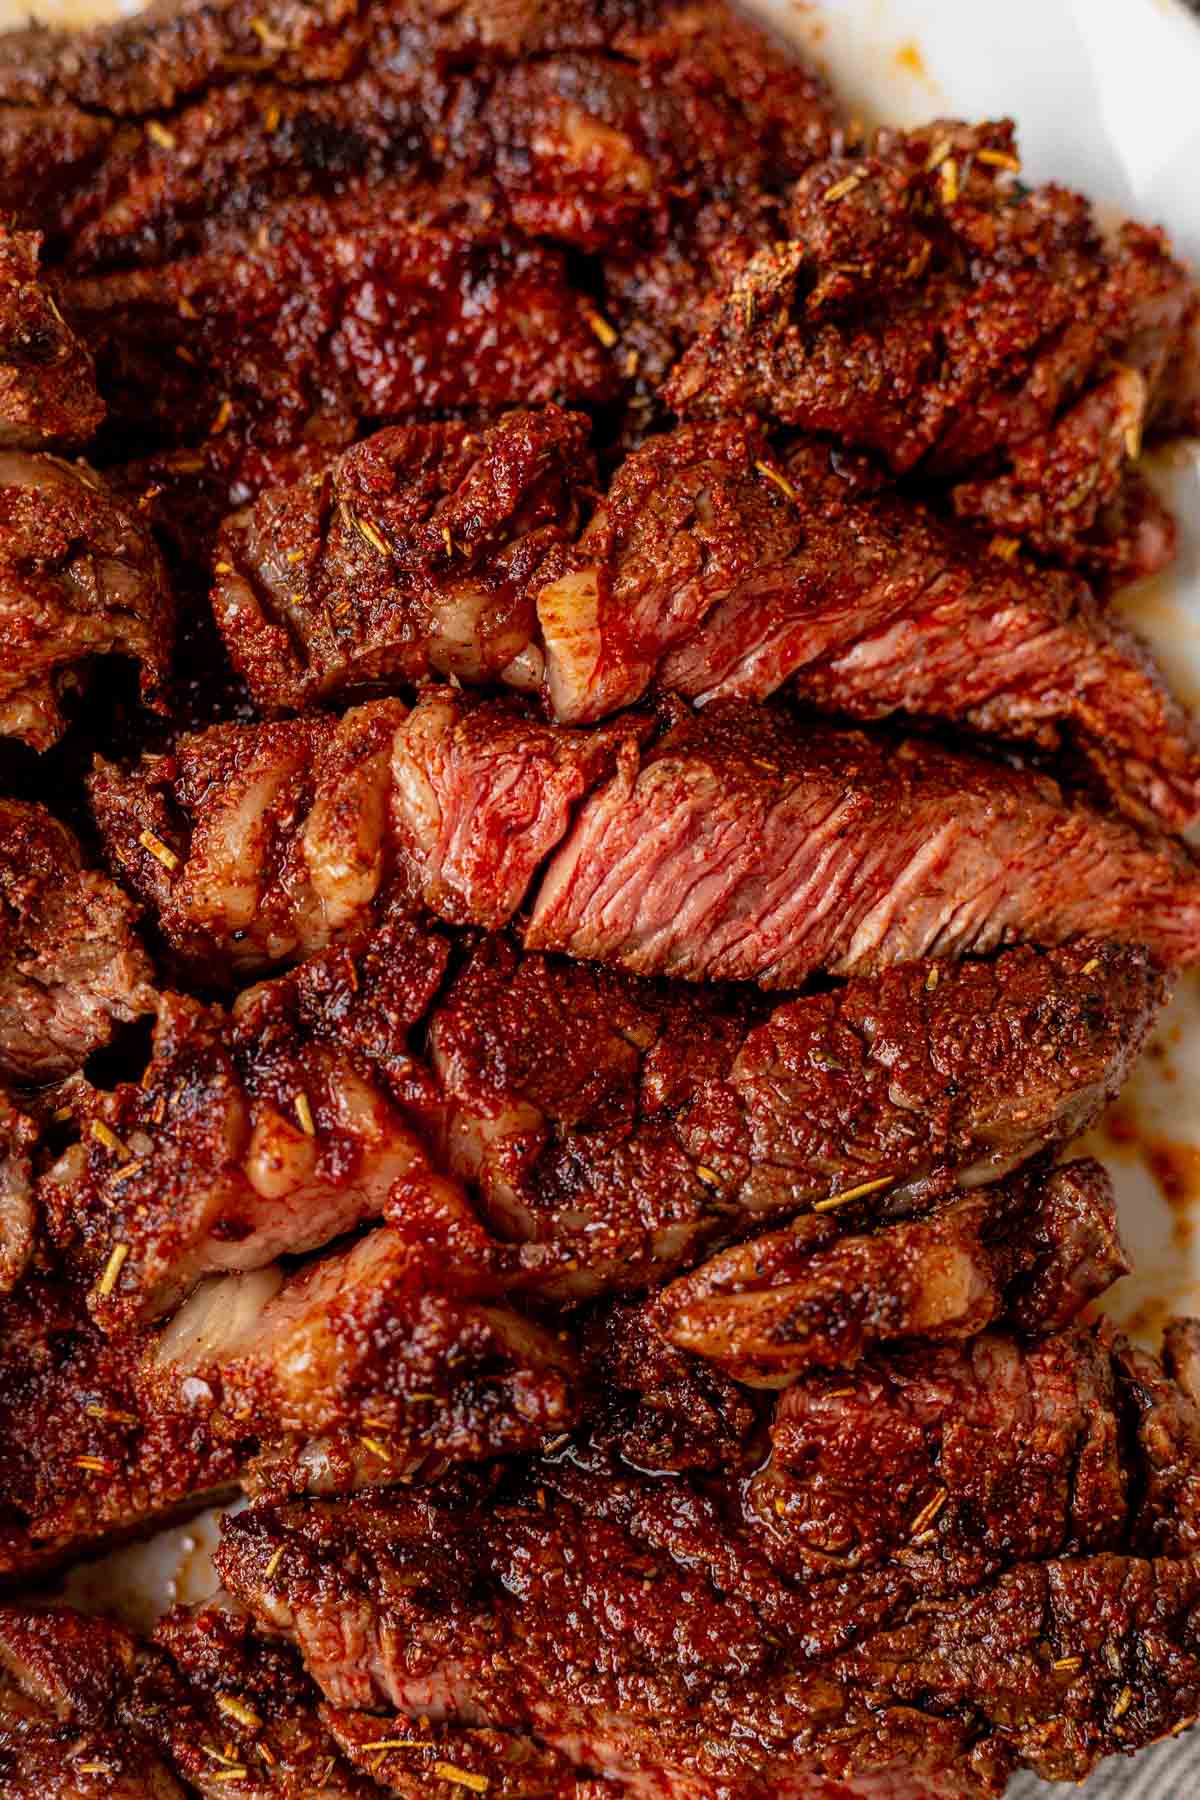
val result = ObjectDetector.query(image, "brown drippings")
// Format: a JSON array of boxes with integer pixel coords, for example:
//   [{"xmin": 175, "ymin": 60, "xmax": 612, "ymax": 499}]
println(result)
[
  {"xmin": 1144, "ymin": 1140, "xmax": 1200, "ymax": 1246},
  {"xmin": 894, "ymin": 41, "xmax": 927, "ymax": 78}
]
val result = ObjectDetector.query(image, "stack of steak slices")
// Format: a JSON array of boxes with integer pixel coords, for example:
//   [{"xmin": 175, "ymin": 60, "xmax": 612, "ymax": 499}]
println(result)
[{"xmin": 3, "ymin": 0, "xmax": 1200, "ymax": 1793}]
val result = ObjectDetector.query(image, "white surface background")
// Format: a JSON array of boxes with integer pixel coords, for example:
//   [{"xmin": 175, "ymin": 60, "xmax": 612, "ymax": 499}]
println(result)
[{"xmin": 7, "ymin": 0, "xmax": 1200, "ymax": 1791}]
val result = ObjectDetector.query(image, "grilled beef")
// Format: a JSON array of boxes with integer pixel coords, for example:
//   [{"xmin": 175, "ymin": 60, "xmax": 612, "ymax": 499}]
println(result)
[
  {"xmin": 0, "ymin": 0, "xmax": 690, "ymax": 121},
  {"xmin": 0, "ymin": 1606, "xmax": 187, "ymax": 1799},
  {"xmin": 666, "ymin": 119, "xmax": 1199, "ymax": 577},
  {"xmin": 526, "ymin": 700, "xmax": 1200, "ymax": 982},
  {"xmin": 29, "ymin": 917, "xmax": 1157, "ymax": 1322},
  {"xmin": 0, "ymin": 1594, "xmax": 605, "ymax": 1797},
  {"xmin": 91, "ymin": 693, "xmax": 1200, "ymax": 983},
  {"xmin": 0, "ymin": 1223, "xmax": 578, "ymax": 1577},
  {"xmin": 538, "ymin": 424, "xmax": 1200, "ymax": 828},
  {"xmin": 40, "ymin": 920, "xmax": 450, "ymax": 1328},
  {"xmin": 149, "ymin": 1218, "xmax": 580, "ymax": 1502},
  {"xmin": 655, "ymin": 1156, "xmax": 1125, "ymax": 1385},
  {"xmin": 0, "ymin": 1270, "xmax": 243, "ymax": 1578},
  {"xmin": 216, "ymin": 1316, "xmax": 1200, "ymax": 1795},
  {"xmin": 429, "ymin": 935, "xmax": 1159, "ymax": 1295},
  {"xmin": 210, "ymin": 413, "xmax": 1200, "ymax": 828},
  {"xmin": 0, "ymin": 226, "xmax": 102, "ymax": 450},
  {"xmin": 11, "ymin": 0, "xmax": 835, "ymax": 268},
  {"xmin": 0, "ymin": 799, "xmax": 157, "ymax": 1082},
  {"xmin": 87, "ymin": 693, "xmax": 644, "ymax": 977},
  {"xmin": 213, "ymin": 409, "xmax": 594, "ymax": 714},
  {"xmin": 59, "ymin": 182, "xmax": 617, "ymax": 481},
  {"xmin": 0, "ymin": 1094, "xmax": 35, "ymax": 1299},
  {"xmin": 0, "ymin": 452, "xmax": 173, "ymax": 750}
]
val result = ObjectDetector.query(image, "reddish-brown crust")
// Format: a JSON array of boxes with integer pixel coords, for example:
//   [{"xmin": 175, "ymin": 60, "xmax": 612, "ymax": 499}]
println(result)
[
  {"xmin": 0, "ymin": 798, "xmax": 158, "ymax": 1082},
  {"xmin": 665, "ymin": 121, "xmax": 1198, "ymax": 574},
  {"xmin": 0, "ymin": 454, "xmax": 174, "ymax": 748},
  {"xmin": 0, "ymin": 227, "xmax": 103, "ymax": 449},
  {"xmin": 215, "ymin": 1320, "xmax": 1200, "ymax": 1794}
]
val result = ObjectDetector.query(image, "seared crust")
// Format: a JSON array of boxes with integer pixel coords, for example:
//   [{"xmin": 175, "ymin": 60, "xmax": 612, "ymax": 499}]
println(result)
[
  {"xmin": 0, "ymin": 455, "xmax": 174, "ymax": 750},
  {"xmin": 0, "ymin": 799, "xmax": 158, "ymax": 1081},
  {"xmin": 0, "ymin": 227, "xmax": 102, "ymax": 451},
  {"xmin": 216, "ymin": 1318, "xmax": 1200, "ymax": 1795}
]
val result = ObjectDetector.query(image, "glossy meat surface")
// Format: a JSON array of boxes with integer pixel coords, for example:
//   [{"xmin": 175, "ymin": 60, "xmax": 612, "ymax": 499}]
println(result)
[
  {"xmin": 217, "ymin": 1315, "xmax": 1200, "ymax": 1795},
  {"xmin": 93, "ymin": 694, "xmax": 1200, "ymax": 988},
  {"xmin": 89, "ymin": 692, "xmax": 644, "ymax": 975},
  {"xmin": 213, "ymin": 408, "xmax": 593, "ymax": 712},
  {"xmin": 656, "ymin": 1156, "xmax": 1125, "ymax": 1385},
  {"xmin": 429, "ymin": 935, "xmax": 1159, "ymax": 1295},
  {"xmin": 538, "ymin": 423, "xmax": 1200, "ymax": 828},
  {"xmin": 40, "ymin": 921, "xmax": 450, "ymax": 1328}
]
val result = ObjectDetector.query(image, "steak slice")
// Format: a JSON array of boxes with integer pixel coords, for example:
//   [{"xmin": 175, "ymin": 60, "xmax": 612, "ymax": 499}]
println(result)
[
  {"xmin": 40, "ymin": 921, "xmax": 450, "ymax": 1329},
  {"xmin": 213, "ymin": 409, "xmax": 593, "ymax": 714},
  {"xmin": 131, "ymin": 1600, "xmax": 389, "ymax": 1798},
  {"xmin": 665, "ymin": 120, "xmax": 1198, "ymax": 575},
  {"xmin": 655, "ymin": 1157, "xmax": 1126, "ymax": 1385},
  {"xmin": 0, "ymin": 0, "xmax": 667, "ymax": 119},
  {"xmin": 216, "ymin": 1320, "xmax": 1200, "ymax": 1796},
  {"xmin": 0, "ymin": 1202, "xmax": 577, "ymax": 1578},
  {"xmin": 94, "ymin": 694, "xmax": 1200, "ymax": 986},
  {"xmin": 538, "ymin": 421, "xmax": 1200, "ymax": 829},
  {"xmin": 0, "ymin": 227, "xmax": 102, "ymax": 450},
  {"xmin": 428, "ymin": 936, "xmax": 1159, "ymax": 1296},
  {"xmin": 526, "ymin": 701, "xmax": 1200, "ymax": 983},
  {"xmin": 58, "ymin": 181, "xmax": 617, "ymax": 479},
  {"xmin": 0, "ymin": 1095, "xmax": 35, "ymax": 1299},
  {"xmin": 0, "ymin": 1606, "xmax": 188, "ymax": 1799},
  {"xmin": 0, "ymin": 452, "xmax": 174, "ymax": 750},
  {"xmin": 22, "ymin": 0, "xmax": 835, "ymax": 275},
  {"xmin": 89, "ymin": 700, "xmax": 408, "ymax": 979},
  {"xmin": 0, "ymin": 1271, "xmax": 243, "ymax": 1579},
  {"xmin": 0, "ymin": 799, "xmax": 158, "ymax": 1082},
  {"xmin": 150, "ymin": 1220, "xmax": 580, "ymax": 1500},
  {"xmin": 90, "ymin": 692, "xmax": 643, "ymax": 977}
]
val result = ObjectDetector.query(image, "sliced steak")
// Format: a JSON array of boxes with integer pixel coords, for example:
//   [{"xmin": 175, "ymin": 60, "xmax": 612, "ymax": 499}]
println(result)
[
  {"xmin": 150, "ymin": 1212, "xmax": 580, "ymax": 1501},
  {"xmin": 0, "ymin": 799, "xmax": 158, "ymax": 1082},
  {"xmin": 94, "ymin": 694, "xmax": 1200, "ymax": 986},
  {"xmin": 0, "ymin": 1206, "xmax": 577, "ymax": 1578},
  {"xmin": 0, "ymin": 1606, "xmax": 188, "ymax": 1799},
  {"xmin": 655, "ymin": 1157, "xmax": 1126, "ymax": 1386},
  {"xmin": 218, "ymin": 410, "xmax": 1200, "ymax": 828},
  {"xmin": 0, "ymin": 1271, "xmax": 243, "ymax": 1579},
  {"xmin": 539, "ymin": 422, "xmax": 1200, "ymax": 829},
  {"xmin": 527, "ymin": 700, "xmax": 1200, "ymax": 983},
  {"xmin": 0, "ymin": 0, "xmax": 672, "ymax": 120},
  {"xmin": 40, "ymin": 921, "xmax": 450, "ymax": 1329},
  {"xmin": 216, "ymin": 1320, "xmax": 1200, "ymax": 1796},
  {"xmin": 130, "ymin": 1601, "xmax": 386, "ymax": 1798},
  {"xmin": 666, "ymin": 120, "xmax": 1198, "ymax": 576},
  {"xmin": 89, "ymin": 692, "xmax": 643, "ymax": 977},
  {"xmin": 0, "ymin": 1094, "xmax": 36, "ymax": 1298},
  {"xmin": 429, "ymin": 936, "xmax": 1159, "ymax": 1296},
  {"xmin": 0, "ymin": 452, "xmax": 174, "ymax": 750},
  {"xmin": 20, "ymin": 0, "xmax": 835, "ymax": 276},
  {"xmin": 58, "ymin": 181, "xmax": 616, "ymax": 480},
  {"xmin": 213, "ymin": 408, "xmax": 593, "ymax": 714},
  {"xmin": 0, "ymin": 227, "xmax": 102, "ymax": 450},
  {"xmin": 89, "ymin": 701, "xmax": 408, "ymax": 979}
]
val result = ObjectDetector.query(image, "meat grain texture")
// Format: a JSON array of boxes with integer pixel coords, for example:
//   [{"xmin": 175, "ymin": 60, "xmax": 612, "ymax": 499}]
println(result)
[{"xmin": 2, "ymin": 0, "xmax": 1200, "ymax": 1794}]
